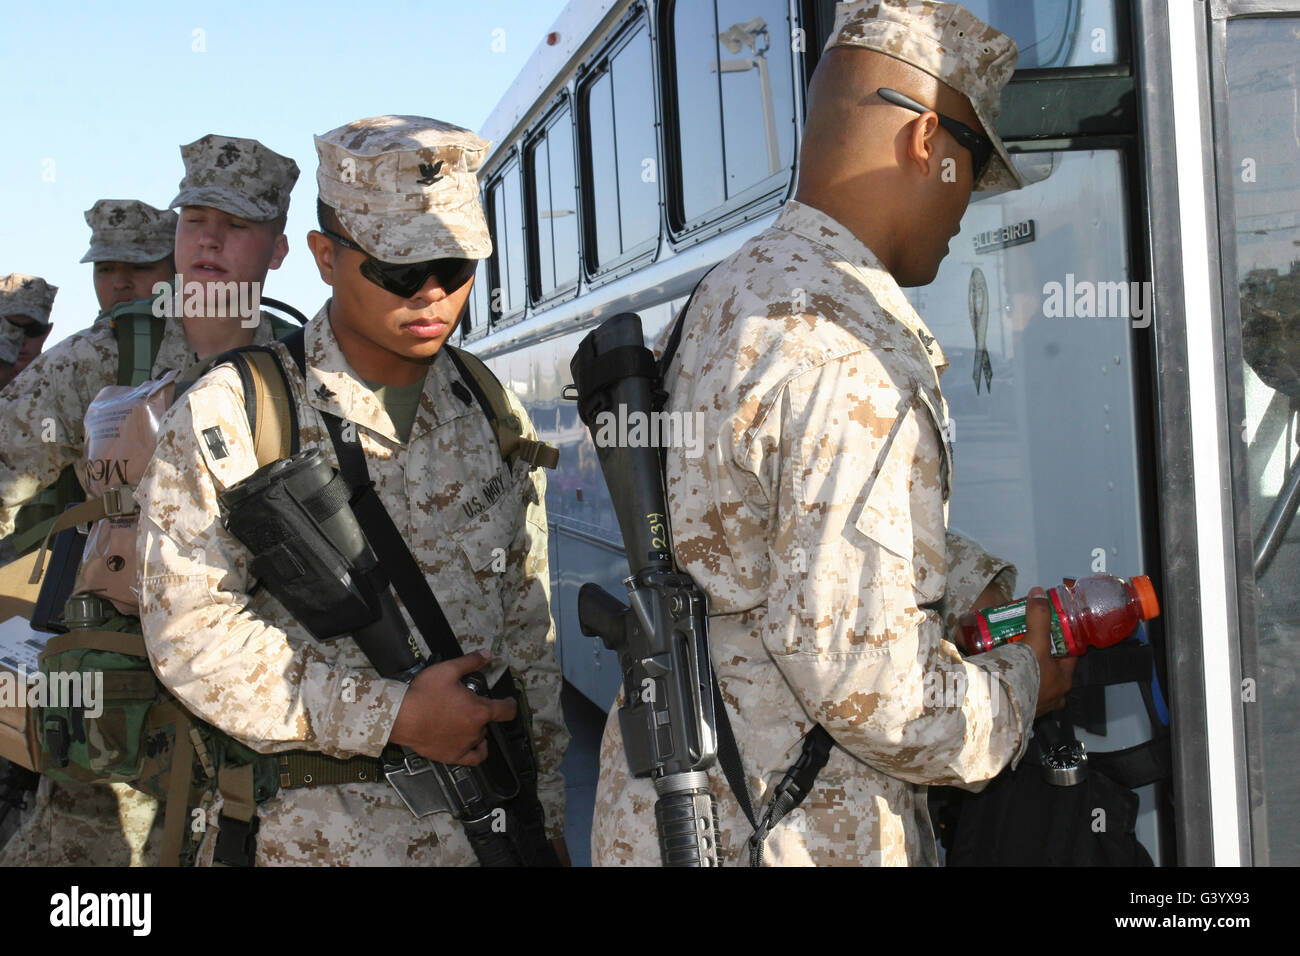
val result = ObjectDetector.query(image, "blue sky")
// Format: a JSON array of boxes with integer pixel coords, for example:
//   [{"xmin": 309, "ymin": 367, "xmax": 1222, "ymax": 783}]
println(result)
[{"xmin": 0, "ymin": 0, "xmax": 570, "ymax": 347}]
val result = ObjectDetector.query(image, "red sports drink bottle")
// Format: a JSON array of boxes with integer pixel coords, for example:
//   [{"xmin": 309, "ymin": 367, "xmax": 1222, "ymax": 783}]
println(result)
[{"xmin": 957, "ymin": 574, "xmax": 1160, "ymax": 658}]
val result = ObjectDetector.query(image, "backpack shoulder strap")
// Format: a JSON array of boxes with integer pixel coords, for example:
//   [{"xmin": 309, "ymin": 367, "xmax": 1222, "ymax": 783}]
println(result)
[
  {"xmin": 261, "ymin": 295, "xmax": 309, "ymax": 327},
  {"xmin": 110, "ymin": 304, "xmax": 167, "ymax": 387},
  {"xmin": 260, "ymin": 296, "xmax": 308, "ymax": 339},
  {"xmin": 444, "ymin": 345, "xmax": 559, "ymax": 471},
  {"xmin": 214, "ymin": 344, "xmax": 300, "ymax": 467}
]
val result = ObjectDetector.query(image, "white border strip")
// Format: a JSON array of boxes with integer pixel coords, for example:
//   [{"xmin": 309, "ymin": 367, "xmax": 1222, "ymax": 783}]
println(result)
[{"xmin": 1165, "ymin": 0, "xmax": 1242, "ymax": 865}]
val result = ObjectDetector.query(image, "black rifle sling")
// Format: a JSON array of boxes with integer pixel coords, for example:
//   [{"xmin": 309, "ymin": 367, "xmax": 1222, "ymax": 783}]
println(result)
[
  {"xmin": 281, "ymin": 327, "xmax": 464, "ymax": 662},
  {"xmin": 657, "ymin": 267, "xmax": 835, "ymax": 862},
  {"xmin": 321, "ymin": 412, "xmax": 464, "ymax": 663},
  {"xmin": 712, "ymin": 679, "xmax": 760, "ymax": 831},
  {"xmin": 654, "ymin": 269, "xmax": 717, "ymax": 406}
]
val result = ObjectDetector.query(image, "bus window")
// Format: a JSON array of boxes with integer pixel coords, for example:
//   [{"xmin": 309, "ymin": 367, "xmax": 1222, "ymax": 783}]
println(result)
[
  {"xmin": 487, "ymin": 158, "xmax": 526, "ymax": 322},
  {"xmin": 956, "ymin": 1, "xmax": 1121, "ymax": 68},
  {"xmin": 1222, "ymin": 12, "xmax": 1300, "ymax": 866},
  {"xmin": 528, "ymin": 104, "xmax": 580, "ymax": 300},
  {"xmin": 667, "ymin": 0, "xmax": 796, "ymax": 229},
  {"xmin": 580, "ymin": 23, "xmax": 659, "ymax": 272},
  {"xmin": 465, "ymin": 257, "xmax": 491, "ymax": 340}
]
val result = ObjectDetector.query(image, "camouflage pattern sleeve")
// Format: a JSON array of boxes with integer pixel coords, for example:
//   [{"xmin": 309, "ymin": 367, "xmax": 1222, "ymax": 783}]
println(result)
[
  {"xmin": 0, "ymin": 328, "xmax": 115, "ymax": 537},
  {"xmin": 136, "ymin": 368, "xmax": 408, "ymax": 758},
  {"xmin": 751, "ymin": 354, "xmax": 1038, "ymax": 787},
  {"xmin": 941, "ymin": 530, "xmax": 1018, "ymax": 642},
  {"xmin": 496, "ymin": 387, "xmax": 568, "ymax": 839}
]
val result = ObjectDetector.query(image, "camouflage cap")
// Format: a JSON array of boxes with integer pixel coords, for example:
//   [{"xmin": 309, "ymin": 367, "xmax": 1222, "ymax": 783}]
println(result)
[
  {"xmin": 825, "ymin": 0, "xmax": 1026, "ymax": 191},
  {"xmin": 80, "ymin": 199, "xmax": 178, "ymax": 264},
  {"xmin": 315, "ymin": 116, "xmax": 492, "ymax": 263},
  {"xmin": 0, "ymin": 273, "xmax": 57, "ymax": 325},
  {"xmin": 169, "ymin": 134, "xmax": 300, "ymax": 222},
  {"xmin": 0, "ymin": 318, "xmax": 23, "ymax": 364}
]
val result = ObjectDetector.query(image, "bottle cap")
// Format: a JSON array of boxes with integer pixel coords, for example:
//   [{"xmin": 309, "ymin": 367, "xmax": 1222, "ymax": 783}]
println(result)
[{"xmin": 1130, "ymin": 575, "xmax": 1160, "ymax": 620}]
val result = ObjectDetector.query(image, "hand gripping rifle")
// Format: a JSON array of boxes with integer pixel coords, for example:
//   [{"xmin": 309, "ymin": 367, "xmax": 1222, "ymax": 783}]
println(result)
[
  {"xmin": 569, "ymin": 313, "xmax": 721, "ymax": 866},
  {"xmin": 220, "ymin": 448, "xmax": 557, "ymax": 867}
]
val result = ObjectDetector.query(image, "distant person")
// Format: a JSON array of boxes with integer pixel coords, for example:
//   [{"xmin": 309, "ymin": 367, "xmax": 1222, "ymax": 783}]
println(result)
[
  {"xmin": 0, "ymin": 274, "xmax": 56, "ymax": 392},
  {"xmin": 82, "ymin": 199, "xmax": 178, "ymax": 314}
]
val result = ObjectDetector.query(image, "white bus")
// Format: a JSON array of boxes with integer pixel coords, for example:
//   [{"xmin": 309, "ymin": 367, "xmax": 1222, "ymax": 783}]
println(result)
[{"xmin": 456, "ymin": 0, "xmax": 1299, "ymax": 867}]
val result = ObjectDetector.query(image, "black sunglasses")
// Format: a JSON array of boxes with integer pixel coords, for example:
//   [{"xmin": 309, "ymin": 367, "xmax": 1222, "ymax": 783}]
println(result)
[
  {"xmin": 320, "ymin": 228, "xmax": 478, "ymax": 299},
  {"xmin": 4, "ymin": 317, "xmax": 51, "ymax": 338},
  {"xmin": 877, "ymin": 87, "xmax": 995, "ymax": 183}
]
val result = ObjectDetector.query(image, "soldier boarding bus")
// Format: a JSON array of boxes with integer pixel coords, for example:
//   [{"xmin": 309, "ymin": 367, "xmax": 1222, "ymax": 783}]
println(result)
[{"xmin": 454, "ymin": 0, "xmax": 1298, "ymax": 867}]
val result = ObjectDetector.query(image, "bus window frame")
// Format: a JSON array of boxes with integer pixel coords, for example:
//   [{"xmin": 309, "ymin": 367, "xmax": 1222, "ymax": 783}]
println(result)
[
  {"xmin": 524, "ymin": 94, "xmax": 583, "ymax": 310},
  {"xmin": 575, "ymin": 10, "xmax": 663, "ymax": 286},
  {"xmin": 461, "ymin": 257, "xmax": 492, "ymax": 346},
  {"xmin": 658, "ymin": 0, "xmax": 801, "ymax": 245},
  {"xmin": 485, "ymin": 150, "xmax": 529, "ymax": 330}
]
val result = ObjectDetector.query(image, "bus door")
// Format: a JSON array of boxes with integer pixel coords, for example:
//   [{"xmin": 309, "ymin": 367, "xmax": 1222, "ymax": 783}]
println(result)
[
  {"xmin": 1146, "ymin": 0, "xmax": 1300, "ymax": 866},
  {"xmin": 900, "ymin": 0, "xmax": 1173, "ymax": 863}
]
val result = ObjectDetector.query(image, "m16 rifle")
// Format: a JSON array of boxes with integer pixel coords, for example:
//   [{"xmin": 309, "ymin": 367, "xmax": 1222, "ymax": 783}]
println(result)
[{"xmin": 569, "ymin": 312, "xmax": 721, "ymax": 866}]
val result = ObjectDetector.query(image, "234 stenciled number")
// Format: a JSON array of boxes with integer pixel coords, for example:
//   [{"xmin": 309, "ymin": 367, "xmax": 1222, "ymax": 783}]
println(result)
[{"xmin": 647, "ymin": 512, "xmax": 667, "ymax": 551}]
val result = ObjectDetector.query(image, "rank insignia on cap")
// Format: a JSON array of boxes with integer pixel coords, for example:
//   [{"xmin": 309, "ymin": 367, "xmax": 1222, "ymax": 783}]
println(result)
[{"xmin": 417, "ymin": 161, "xmax": 445, "ymax": 186}]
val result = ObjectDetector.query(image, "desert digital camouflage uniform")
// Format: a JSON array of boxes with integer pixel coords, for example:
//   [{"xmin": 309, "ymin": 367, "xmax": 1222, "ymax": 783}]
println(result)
[
  {"xmin": 591, "ymin": 200, "xmax": 1040, "ymax": 866},
  {"xmin": 0, "ymin": 142, "xmax": 298, "ymax": 541},
  {"xmin": 0, "ymin": 315, "xmax": 283, "ymax": 869},
  {"xmin": 0, "ymin": 150, "xmax": 297, "ymax": 866},
  {"xmin": 135, "ymin": 311, "xmax": 566, "ymax": 865},
  {"xmin": 0, "ymin": 314, "xmax": 285, "ymax": 541},
  {"xmin": 590, "ymin": 0, "xmax": 1041, "ymax": 868},
  {"xmin": 134, "ymin": 116, "xmax": 566, "ymax": 866}
]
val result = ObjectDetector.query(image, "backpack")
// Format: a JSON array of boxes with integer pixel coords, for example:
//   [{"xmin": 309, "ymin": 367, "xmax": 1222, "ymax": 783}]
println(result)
[
  {"xmin": 17, "ymin": 324, "xmax": 558, "ymax": 864},
  {"xmin": 8, "ymin": 298, "xmax": 310, "ymax": 865},
  {"xmin": 934, "ymin": 636, "xmax": 1173, "ymax": 866},
  {"xmin": 6, "ymin": 295, "xmax": 306, "ymax": 558}
]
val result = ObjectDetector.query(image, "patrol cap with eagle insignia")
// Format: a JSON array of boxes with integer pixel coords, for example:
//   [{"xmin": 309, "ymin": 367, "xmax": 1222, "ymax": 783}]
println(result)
[
  {"xmin": 314, "ymin": 115, "xmax": 492, "ymax": 264},
  {"xmin": 824, "ymin": 0, "xmax": 1026, "ymax": 191},
  {"xmin": 168, "ymin": 134, "xmax": 300, "ymax": 223},
  {"xmin": 80, "ymin": 199, "xmax": 178, "ymax": 264}
]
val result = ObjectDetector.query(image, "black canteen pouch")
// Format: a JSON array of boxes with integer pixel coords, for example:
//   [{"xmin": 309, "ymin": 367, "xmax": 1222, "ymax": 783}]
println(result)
[{"xmin": 219, "ymin": 449, "xmax": 389, "ymax": 642}]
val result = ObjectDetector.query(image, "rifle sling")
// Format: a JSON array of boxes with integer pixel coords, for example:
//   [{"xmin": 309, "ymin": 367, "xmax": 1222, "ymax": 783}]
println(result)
[{"xmin": 320, "ymin": 412, "xmax": 465, "ymax": 664}]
